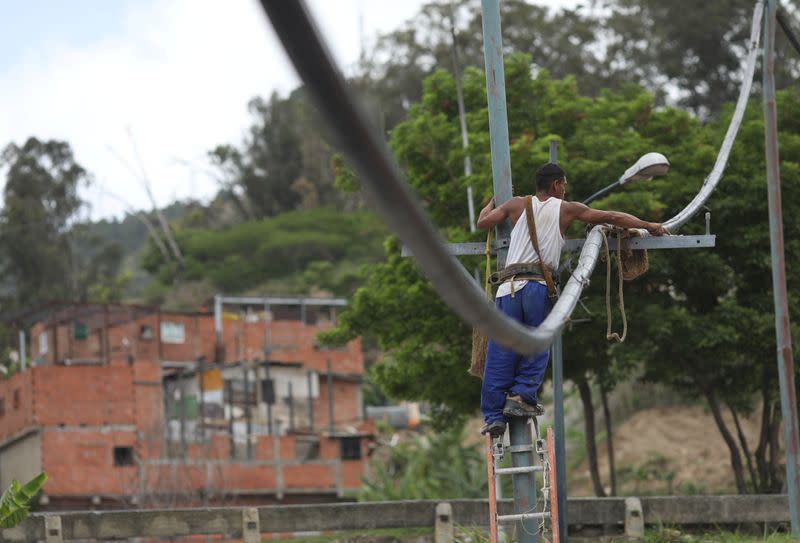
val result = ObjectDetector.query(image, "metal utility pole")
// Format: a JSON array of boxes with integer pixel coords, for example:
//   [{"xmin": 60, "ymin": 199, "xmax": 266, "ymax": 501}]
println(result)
[
  {"xmin": 550, "ymin": 140, "xmax": 568, "ymax": 541},
  {"xmin": 480, "ymin": 0, "xmax": 513, "ymax": 264},
  {"xmin": 327, "ymin": 359, "xmax": 335, "ymax": 434},
  {"xmin": 308, "ymin": 370, "xmax": 315, "ymax": 431},
  {"xmin": 244, "ymin": 362, "xmax": 253, "ymax": 460},
  {"xmin": 18, "ymin": 330, "xmax": 26, "ymax": 371},
  {"xmin": 288, "ymin": 381, "xmax": 295, "ymax": 432},
  {"xmin": 763, "ymin": 0, "xmax": 800, "ymax": 535},
  {"xmin": 449, "ymin": 2, "xmax": 476, "ymax": 233},
  {"xmin": 226, "ymin": 379, "xmax": 235, "ymax": 458},
  {"xmin": 480, "ymin": 2, "xmax": 536, "ymax": 541}
]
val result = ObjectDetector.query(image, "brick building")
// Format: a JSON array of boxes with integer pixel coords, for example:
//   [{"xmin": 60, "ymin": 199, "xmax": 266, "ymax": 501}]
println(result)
[{"xmin": 0, "ymin": 298, "xmax": 373, "ymax": 509}]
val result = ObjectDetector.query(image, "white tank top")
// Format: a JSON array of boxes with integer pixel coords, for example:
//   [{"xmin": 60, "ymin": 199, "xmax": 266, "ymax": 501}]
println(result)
[{"xmin": 496, "ymin": 196, "xmax": 564, "ymax": 298}]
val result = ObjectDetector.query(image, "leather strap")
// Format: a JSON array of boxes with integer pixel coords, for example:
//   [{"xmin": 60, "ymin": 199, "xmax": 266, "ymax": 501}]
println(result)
[
  {"xmin": 483, "ymin": 228, "xmax": 492, "ymax": 299},
  {"xmin": 525, "ymin": 195, "xmax": 557, "ymax": 298}
]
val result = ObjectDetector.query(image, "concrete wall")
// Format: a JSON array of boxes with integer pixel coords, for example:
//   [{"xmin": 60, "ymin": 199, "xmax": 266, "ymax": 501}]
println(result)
[
  {"xmin": 4, "ymin": 495, "xmax": 794, "ymax": 542},
  {"xmin": 0, "ymin": 430, "xmax": 42, "ymax": 492}
]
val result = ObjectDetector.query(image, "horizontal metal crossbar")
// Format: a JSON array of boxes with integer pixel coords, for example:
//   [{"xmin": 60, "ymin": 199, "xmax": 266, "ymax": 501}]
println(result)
[
  {"xmin": 564, "ymin": 234, "xmax": 716, "ymax": 252},
  {"xmin": 495, "ymin": 465, "xmax": 544, "ymax": 475},
  {"xmin": 497, "ymin": 512, "xmax": 549, "ymax": 523},
  {"xmin": 219, "ymin": 296, "xmax": 348, "ymax": 307},
  {"xmin": 506, "ymin": 444, "xmax": 535, "ymax": 453},
  {"xmin": 402, "ymin": 234, "xmax": 715, "ymax": 257}
]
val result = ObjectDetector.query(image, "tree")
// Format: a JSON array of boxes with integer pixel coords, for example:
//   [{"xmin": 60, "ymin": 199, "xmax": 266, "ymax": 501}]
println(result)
[
  {"xmin": 356, "ymin": 0, "xmax": 608, "ymax": 130},
  {"xmin": 359, "ymin": 420, "xmax": 487, "ymax": 501},
  {"xmin": 323, "ymin": 43, "xmax": 800, "ymax": 493},
  {"xmin": 626, "ymin": 88, "xmax": 800, "ymax": 493},
  {"xmin": 322, "ymin": 53, "xmax": 695, "ymax": 421},
  {"xmin": 603, "ymin": 0, "xmax": 800, "ymax": 116},
  {"xmin": 0, "ymin": 138, "xmax": 88, "ymax": 308},
  {"xmin": 209, "ymin": 89, "xmax": 346, "ymax": 220}
]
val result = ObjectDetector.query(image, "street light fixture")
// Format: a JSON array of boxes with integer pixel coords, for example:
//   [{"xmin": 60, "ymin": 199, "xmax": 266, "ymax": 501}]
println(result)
[{"xmin": 582, "ymin": 152, "xmax": 670, "ymax": 205}]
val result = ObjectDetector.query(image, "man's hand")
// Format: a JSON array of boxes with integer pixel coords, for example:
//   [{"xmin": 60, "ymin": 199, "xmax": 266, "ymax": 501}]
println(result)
[{"xmin": 646, "ymin": 222, "xmax": 669, "ymax": 236}]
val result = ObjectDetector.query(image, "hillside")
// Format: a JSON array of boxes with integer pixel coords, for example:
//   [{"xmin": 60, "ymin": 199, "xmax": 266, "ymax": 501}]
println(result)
[{"xmin": 569, "ymin": 404, "xmax": 763, "ymax": 496}]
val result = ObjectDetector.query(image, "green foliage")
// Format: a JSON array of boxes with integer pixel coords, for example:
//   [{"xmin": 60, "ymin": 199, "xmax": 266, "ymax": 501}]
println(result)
[
  {"xmin": 359, "ymin": 422, "xmax": 486, "ymax": 501},
  {"xmin": 358, "ymin": 0, "xmax": 799, "ymax": 129},
  {"xmin": 327, "ymin": 52, "xmax": 711, "ymax": 417},
  {"xmin": 0, "ymin": 472, "xmax": 47, "ymax": 529},
  {"xmin": 643, "ymin": 528, "xmax": 796, "ymax": 543},
  {"xmin": 616, "ymin": 453, "xmax": 677, "ymax": 496},
  {"xmin": 143, "ymin": 208, "xmax": 386, "ymax": 296},
  {"xmin": 329, "ymin": 41, "xmax": 800, "ymax": 497},
  {"xmin": 0, "ymin": 138, "xmax": 88, "ymax": 308},
  {"xmin": 209, "ymin": 89, "xmax": 354, "ymax": 221}
]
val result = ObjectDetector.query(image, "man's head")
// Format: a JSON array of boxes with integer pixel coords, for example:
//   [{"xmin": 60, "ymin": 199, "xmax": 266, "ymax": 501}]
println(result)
[{"xmin": 536, "ymin": 162, "xmax": 567, "ymax": 199}]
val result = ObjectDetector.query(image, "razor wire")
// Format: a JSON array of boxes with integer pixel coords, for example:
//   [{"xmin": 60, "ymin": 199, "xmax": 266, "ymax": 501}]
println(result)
[{"xmin": 258, "ymin": 0, "xmax": 764, "ymax": 355}]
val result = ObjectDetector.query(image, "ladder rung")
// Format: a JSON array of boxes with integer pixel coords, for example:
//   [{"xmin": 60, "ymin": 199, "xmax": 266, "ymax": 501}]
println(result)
[
  {"xmin": 495, "ymin": 465, "xmax": 543, "ymax": 475},
  {"xmin": 497, "ymin": 512, "xmax": 549, "ymax": 523}
]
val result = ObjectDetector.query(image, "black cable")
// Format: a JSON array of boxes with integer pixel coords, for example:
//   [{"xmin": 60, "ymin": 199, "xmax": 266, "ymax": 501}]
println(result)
[
  {"xmin": 256, "ymin": 0, "xmax": 555, "ymax": 354},
  {"xmin": 778, "ymin": 5, "xmax": 800, "ymax": 57}
]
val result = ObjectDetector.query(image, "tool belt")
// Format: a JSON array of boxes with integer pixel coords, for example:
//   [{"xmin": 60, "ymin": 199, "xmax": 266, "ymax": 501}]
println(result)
[{"xmin": 489, "ymin": 262, "xmax": 553, "ymax": 285}]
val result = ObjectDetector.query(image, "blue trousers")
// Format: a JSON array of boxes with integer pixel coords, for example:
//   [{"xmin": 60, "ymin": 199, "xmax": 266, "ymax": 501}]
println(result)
[{"xmin": 481, "ymin": 282, "xmax": 552, "ymax": 424}]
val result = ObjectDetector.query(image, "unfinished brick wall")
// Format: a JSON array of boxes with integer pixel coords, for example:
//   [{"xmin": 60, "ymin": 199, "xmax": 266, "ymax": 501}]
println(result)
[
  {"xmin": 313, "ymin": 379, "xmax": 362, "ymax": 430},
  {"xmin": 236, "ymin": 320, "xmax": 363, "ymax": 375},
  {"xmin": 41, "ymin": 429, "xmax": 138, "ymax": 496},
  {"xmin": 32, "ymin": 365, "xmax": 136, "ymax": 427},
  {"xmin": 16, "ymin": 302, "xmax": 373, "ymax": 504},
  {"xmin": 0, "ymin": 370, "xmax": 34, "ymax": 443},
  {"xmin": 131, "ymin": 359, "xmax": 164, "ymax": 460}
]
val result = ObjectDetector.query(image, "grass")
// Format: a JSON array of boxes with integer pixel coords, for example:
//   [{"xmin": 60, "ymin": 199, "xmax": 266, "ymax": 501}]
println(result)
[
  {"xmin": 265, "ymin": 527, "xmax": 432, "ymax": 543},
  {"xmin": 640, "ymin": 527, "xmax": 795, "ymax": 543},
  {"xmin": 263, "ymin": 526, "xmax": 794, "ymax": 543}
]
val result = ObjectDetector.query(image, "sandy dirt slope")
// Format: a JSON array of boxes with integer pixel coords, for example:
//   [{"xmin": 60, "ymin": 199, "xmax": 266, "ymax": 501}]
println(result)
[{"xmin": 569, "ymin": 405, "xmax": 766, "ymax": 496}]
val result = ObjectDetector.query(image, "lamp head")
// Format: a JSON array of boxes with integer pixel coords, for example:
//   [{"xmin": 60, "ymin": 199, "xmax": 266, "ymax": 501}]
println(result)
[{"xmin": 620, "ymin": 152, "xmax": 670, "ymax": 185}]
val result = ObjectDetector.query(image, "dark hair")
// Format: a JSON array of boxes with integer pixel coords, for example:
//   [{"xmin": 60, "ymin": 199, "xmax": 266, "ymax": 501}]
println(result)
[{"xmin": 536, "ymin": 162, "xmax": 566, "ymax": 192}]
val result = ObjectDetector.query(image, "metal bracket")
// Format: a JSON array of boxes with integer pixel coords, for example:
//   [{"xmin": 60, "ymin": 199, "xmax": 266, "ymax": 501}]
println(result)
[
  {"xmin": 491, "ymin": 438, "xmax": 505, "ymax": 464},
  {"xmin": 401, "ymin": 234, "xmax": 715, "ymax": 257},
  {"xmin": 563, "ymin": 234, "xmax": 716, "ymax": 253}
]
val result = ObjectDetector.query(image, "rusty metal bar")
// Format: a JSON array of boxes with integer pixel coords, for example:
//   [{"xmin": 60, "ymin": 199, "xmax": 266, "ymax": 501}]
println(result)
[{"xmin": 763, "ymin": 0, "xmax": 800, "ymax": 535}]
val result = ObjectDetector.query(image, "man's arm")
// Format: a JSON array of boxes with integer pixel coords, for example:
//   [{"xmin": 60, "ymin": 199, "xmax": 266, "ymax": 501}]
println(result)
[
  {"xmin": 562, "ymin": 201, "xmax": 669, "ymax": 236},
  {"xmin": 477, "ymin": 198, "xmax": 509, "ymax": 230}
]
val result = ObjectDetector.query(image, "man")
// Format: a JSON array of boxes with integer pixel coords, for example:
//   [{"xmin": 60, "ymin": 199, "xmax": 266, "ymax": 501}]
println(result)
[{"xmin": 476, "ymin": 162, "xmax": 669, "ymax": 436}]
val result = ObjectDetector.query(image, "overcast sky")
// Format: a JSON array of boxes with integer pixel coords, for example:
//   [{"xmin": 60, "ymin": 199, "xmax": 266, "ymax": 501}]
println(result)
[{"xmin": 0, "ymin": 0, "xmax": 579, "ymax": 221}]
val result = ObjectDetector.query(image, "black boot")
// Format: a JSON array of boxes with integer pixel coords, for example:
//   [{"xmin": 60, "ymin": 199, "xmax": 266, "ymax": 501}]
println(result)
[
  {"xmin": 480, "ymin": 421, "xmax": 507, "ymax": 438},
  {"xmin": 502, "ymin": 395, "xmax": 545, "ymax": 418}
]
